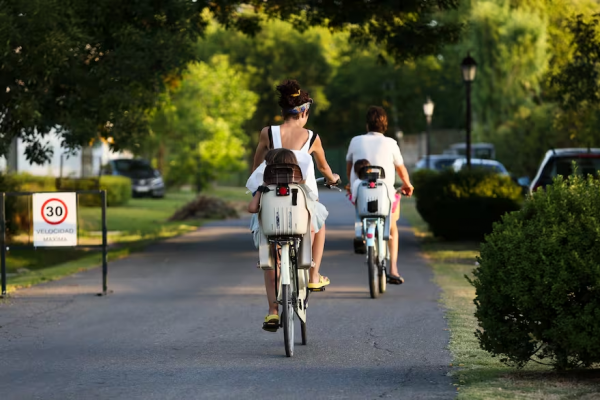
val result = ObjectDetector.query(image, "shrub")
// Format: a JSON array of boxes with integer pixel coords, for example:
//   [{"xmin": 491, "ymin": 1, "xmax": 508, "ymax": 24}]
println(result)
[
  {"xmin": 471, "ymin": 174, "xmax": 600, "ymax": 370},
  {"xmin": 12, "ymin": 173, "xmax": 56, "ymax": 192},
  {"xmin": 413, "ymin": 169, "xmax": 523, "ymax": 240},
  {"xmin": 58, "ymin": 176, "xmax": 131, "ymax": 206},
  {"xmin": 169, "ymin": 195, "xmax": 238, "ymax": 221}
]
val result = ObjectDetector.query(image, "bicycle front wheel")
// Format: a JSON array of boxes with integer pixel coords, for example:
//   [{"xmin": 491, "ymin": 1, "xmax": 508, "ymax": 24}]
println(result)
[
  {"xmin": 282, "ymin": 283, "xmax": 295, "ymax": 357},
  {"xmin": 367, "ymin": 246, "xmax": 379, "ymax": 299}
]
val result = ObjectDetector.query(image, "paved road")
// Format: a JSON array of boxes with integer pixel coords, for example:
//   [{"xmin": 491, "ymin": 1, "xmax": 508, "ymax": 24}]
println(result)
[{"xmin": 0, "ymin": 191, "xmax": 453, "ymax": 400}]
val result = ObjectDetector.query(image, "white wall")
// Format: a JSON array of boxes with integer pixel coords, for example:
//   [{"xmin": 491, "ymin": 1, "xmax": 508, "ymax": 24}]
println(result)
[{"xmin": 0, "ymin": 131, "xmax": 132, "ymax": 177}]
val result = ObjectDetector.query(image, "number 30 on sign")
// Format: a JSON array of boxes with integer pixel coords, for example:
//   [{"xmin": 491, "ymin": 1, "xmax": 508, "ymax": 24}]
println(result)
[{"xmin": 32, "ymin": 193, "xmax": 78, "ymax": 247}]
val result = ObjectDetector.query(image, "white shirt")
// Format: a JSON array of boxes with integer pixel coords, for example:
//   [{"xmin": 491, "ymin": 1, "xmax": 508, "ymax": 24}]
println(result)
[{"xmin": 346, "ymin": 132, "xmax": 404, "ymax": 201}]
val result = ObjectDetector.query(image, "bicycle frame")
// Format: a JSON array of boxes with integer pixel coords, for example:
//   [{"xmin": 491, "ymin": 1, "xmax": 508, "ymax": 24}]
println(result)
[
  {"xmin": 273, "ymin": 238, "xmax": 308, "ymax": 324},
  {"xmin": 363, "ymin": 217, "xmax": 388, "ymax": 265}
]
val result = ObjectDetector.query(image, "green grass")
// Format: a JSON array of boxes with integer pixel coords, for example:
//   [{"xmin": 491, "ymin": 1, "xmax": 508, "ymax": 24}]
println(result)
[
  {"xmin": 402, "ymin": 198, "xmax": 600, "ymax": 399},
  {"xmin": 4, "ymin": 187, "xmax": 245, "ymax": 293}
]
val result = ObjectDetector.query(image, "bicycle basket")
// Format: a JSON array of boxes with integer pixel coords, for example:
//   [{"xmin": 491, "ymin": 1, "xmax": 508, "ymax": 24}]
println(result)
[{"xmin": 264, "ymin": 163, "xmax": 303, "ymax": 185}]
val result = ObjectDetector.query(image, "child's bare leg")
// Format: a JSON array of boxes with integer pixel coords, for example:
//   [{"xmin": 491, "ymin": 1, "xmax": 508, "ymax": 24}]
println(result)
[
  {"xmin": 310, "ymin": 224, "xmax": 328, "ymax": 283},
  {"xmin": 264, "ymin": 270, "xmax": 278, "ymax": 315},
  {"xmin": 389, "ymin": 202, "xmax": 401, "ymax": 277}
]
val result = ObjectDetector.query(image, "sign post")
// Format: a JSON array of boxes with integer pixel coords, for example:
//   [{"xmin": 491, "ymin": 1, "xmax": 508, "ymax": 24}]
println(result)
[{"xmin": 0, "ymin": 190, "xmax": 107, "ymax": 297}]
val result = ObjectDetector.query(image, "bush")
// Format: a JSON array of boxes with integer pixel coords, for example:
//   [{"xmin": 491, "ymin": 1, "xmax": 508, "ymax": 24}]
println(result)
[
  {"xmin": 169, "ymin": 195, "xmax": 238, "ymax": 221},
  {"xmin": 413, "ymin": 169, "xmax": 523, "ymax": 240},
  {"xmin": 12, "ymin": 173, "xmax": 56, "ymax": 192},
  {"xmin": 471, "ymin": 174, "xmax": 600, "ymax": 370},
  {"xmin": 58, "ymin": 176, "xmax": 131, "ymax": 206}
]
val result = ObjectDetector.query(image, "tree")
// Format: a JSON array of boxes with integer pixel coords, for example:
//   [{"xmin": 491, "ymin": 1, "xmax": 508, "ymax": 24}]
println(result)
[
  {"xmin": 0, "ymin": 0, "xmax": 206, "ymax": 163},
  {"xmin": 145, "ymin": 56, "xmax": 257, "ymax": 191},
  {"xmin": 0, "ymin": 1, "xmax": 463, "ymax": 165}
]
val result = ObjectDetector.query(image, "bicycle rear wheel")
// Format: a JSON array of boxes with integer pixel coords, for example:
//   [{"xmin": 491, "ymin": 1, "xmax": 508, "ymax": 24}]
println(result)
[
  {"xmin": 367, "ymin": 246, "xmax": 379, "ymax": 299},
  {"xmin": 301, "ymin": 320, "xmax": 307, "ymax": 345},
  {"xmin": 282, "ymin": 283, "xmax": 294, "ymax": 357},
  {"xmin": 379, "ymin": 264, "xmax": 387, "ymax": 294}
]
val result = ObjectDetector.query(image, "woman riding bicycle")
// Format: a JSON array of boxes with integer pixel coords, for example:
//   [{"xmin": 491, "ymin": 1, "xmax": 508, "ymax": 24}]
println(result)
[{"xmin": 249, "ymin": 79, "xmax": 340, "ymax": 331}]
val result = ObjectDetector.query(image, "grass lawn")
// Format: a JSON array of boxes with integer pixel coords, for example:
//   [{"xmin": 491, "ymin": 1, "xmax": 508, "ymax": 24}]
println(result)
[
  {"xmin": 4, "ymin": 187, "xmax": 247, "ymax": 293},
  {"xmin": 401, "ymin": 197, "xmax": 600, "ymax": 399}
]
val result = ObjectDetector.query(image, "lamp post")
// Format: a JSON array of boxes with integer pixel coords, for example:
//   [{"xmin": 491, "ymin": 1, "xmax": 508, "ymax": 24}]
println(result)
[
  {"xmin": 423, "ymin": 97, "xmax": 434, "ymax": 169},
  {"xmin": 461, "ymin": 53, "xmax": 477, "ymax": 169}
]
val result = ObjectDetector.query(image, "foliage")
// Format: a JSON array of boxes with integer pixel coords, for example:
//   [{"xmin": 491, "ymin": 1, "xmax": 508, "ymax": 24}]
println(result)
[
  {"xmin": 198, "ymin": 17, "xmax": 465, "ymax": 149},
  {"xmin": 413, "ymin": 169, "xmax": 522, "ymax": 240},
  {"xmin": 145, "ymin": 56, "xmax": 256, "ymax": 190},
  {"xmin": 551, "ymin": 13, "xmax": 600, "ymax": 107},
  {"xmin": 11, "ymin": 173, "xmax": 56, "ymax": 192},
  {"xmin": 169, "ymin": 195, "xmax": 238, "ymax": 221},
  {"xmin": 0, "ymin": 0, "xmax": 207, "ymax": 164},
  {"xmin": 472, "ymin": 174, "xmax": 600, "ymax": 370},
  {"xmin": 0, "ymin": 1, "xmax": 461, "ymax": 165},
  {"xmin": 58, "ymin": 176, "xmax": 131, "ymax": 207}
]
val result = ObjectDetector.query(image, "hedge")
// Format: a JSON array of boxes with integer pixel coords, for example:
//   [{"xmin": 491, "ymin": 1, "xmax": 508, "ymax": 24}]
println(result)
[
  {"xmin": 58, "ymin": 176, "xmax": 131, "ymax": 206},
  {"xmin": 471, "ymin": 174, "xmax": 600, "ymax": 370},
  {"xmin": 413, "ymin": 169, "xmax": 523, "ymax": 240},
  {"xmin": 1, "ymin": 174, "xmax": 131, "ymax": 236}
]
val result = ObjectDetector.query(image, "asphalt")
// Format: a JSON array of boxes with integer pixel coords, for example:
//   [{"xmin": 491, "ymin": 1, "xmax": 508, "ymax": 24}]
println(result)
[{"xmin": 0, "ymin": 191, "xmax": 454, "ymax": 400}]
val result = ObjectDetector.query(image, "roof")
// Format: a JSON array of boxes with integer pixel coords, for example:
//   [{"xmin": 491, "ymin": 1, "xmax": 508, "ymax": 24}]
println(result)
[{"xmin": 547, "ymin": 148, "xmax": 600, "ymax": 156}]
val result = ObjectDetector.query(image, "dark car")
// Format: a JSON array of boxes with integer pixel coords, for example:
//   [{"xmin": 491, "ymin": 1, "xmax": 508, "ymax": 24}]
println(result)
[
  {"xmin": 103, "ymin": 158, "xmax": 165, "ymax": 198},
  {"xmin": 414, "ymin": 155, "xmax": 461, "ymax": 171},
  {"xmin": 530, "ymin": 148, "xmax": 600, "ymax": 194}
]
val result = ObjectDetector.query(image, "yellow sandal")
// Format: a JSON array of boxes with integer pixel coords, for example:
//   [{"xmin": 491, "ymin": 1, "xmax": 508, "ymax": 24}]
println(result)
[
  {"xmin": 262, "ymin": 314, "xmax": 279, "ymax": 332},
  {"xmin": 308, "ymin": 275, "xmax": 331, "ymax": 290}
]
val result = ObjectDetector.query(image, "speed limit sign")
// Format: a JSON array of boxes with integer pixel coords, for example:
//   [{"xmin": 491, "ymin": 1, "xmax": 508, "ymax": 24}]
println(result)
[{"xmin": 32, "ymin": 193, "xmax": 78, "ymax": 247}]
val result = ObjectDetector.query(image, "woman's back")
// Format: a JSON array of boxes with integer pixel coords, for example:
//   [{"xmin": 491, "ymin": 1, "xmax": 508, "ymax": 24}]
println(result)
[{"xmin": 279, "ymin": 126, "xmax": 312, "ymax": 153}]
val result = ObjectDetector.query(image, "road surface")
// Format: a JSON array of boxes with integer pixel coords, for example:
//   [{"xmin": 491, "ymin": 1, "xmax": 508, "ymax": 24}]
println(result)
[{"xmin": 0, "ymin": 191, "xmax": 453, "ymax": 399}]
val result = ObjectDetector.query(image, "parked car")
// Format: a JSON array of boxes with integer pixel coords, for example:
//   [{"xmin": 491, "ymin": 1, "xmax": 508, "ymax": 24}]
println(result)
[
  {"xmin": 443, "ymin": 142, "xmax": 496, "ymax": 159},
  {"xmin": 414, "ymin": 155, "xmax": 461, "ymax": 171},
  {"xmin": 452, "ymin": 158, "xmax": 509, "ymax": 175},
  {"xmin": 529, "ymin": 148, "xmax": 600, "ymax": 194},
  {"xmin": 103, "ymin": 158, "xmax": 165, "ymax": 198}
]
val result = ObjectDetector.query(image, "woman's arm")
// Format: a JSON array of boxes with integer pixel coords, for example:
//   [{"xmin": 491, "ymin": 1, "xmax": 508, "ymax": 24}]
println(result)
[
  {"xmin": 310, "ymin": 135, "xmax": 340, "ymax": 184},
  {"xmin": 248, "ymin": 192, "xmax": 261, "ymax": 213},
  {"xmin": 252, "ymin": 127, "xmax": 271, "ymax": 172}
]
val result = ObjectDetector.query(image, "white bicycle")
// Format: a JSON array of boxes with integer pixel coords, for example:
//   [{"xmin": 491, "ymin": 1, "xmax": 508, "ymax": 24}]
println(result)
[
  {"xmin": 257, "ymin": 164, "xmax": 339, "ymax": 357},
  {"xmin": 353, "ymin": 166, "xmax": 392, "ymax": 299}
]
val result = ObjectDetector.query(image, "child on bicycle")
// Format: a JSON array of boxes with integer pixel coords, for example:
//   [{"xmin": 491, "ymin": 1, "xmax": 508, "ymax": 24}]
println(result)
[{"xmin": 346, "ymin": 159, "xmax": 371, "ymax": 205}]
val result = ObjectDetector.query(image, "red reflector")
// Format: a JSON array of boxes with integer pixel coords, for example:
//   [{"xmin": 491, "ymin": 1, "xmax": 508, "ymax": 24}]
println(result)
[
  {"xmin": 367, "ymin": 233, "xmax": 374, "ymax": 238},
  {"xmin": 369, "ymin": 182, "xmax": 376, "ymax": 188},
  {"xmin": 278, "ymin": 187, "xmax": 288, "ymax": 196}
]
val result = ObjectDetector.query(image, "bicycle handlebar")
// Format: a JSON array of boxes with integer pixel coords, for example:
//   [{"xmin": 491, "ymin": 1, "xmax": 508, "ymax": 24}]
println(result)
[{"xmin": 315, "ymin": 177, "xmax": 342, "ymax": 191}]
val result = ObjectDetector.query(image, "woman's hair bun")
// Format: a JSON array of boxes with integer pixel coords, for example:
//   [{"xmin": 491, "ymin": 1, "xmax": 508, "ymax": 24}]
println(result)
[{"xmin": 276, "ymin": 79, "xmax": 310, "ymax": 110}]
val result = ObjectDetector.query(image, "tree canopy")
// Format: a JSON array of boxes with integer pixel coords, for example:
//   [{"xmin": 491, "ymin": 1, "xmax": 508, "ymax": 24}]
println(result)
[{"xmin": 0, "ymin": 0, "xmax": 462, "ymax": 164}]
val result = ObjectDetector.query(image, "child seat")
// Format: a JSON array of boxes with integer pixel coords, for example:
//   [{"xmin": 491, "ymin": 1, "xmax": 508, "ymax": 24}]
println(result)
[
  {"xmin": 355, "ymin": 166, "xmax": 391, "ymax": 218},
  {"xmin": 258, "ymin": 163, "xmax": 313, "ymax": 270}
]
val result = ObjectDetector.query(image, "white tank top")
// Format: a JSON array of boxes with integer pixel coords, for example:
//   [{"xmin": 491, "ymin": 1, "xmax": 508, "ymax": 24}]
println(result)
[{"xmin": 271, "ymin": 126, "xmax": 318, "ymax": 195}]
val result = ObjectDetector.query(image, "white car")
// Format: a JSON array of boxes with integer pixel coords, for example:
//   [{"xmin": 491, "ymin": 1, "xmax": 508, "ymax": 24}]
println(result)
[{"xmin": 451, "ymin": 158, "xmax": 509, "ymax": 175}]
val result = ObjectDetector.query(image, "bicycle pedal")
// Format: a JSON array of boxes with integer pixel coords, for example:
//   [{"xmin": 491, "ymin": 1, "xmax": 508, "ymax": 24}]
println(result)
[{"xmin": 309, "ymin": 287, "xmax": 326, "ymax": 292}]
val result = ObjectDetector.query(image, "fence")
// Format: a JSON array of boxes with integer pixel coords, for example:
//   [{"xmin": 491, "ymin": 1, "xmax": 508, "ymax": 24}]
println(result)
[{"xmin": 0, "ymin": 190, "xmax": 108, "ymax": 297}]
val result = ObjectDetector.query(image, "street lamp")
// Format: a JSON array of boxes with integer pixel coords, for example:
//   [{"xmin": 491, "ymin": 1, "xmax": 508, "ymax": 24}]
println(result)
[
  {"xmin": 423, "ymin": 97, "xmax": 434, "ymax": 169},
  {"xmin": 461, "ymin": 53, "xmax": 477, "ymax": 169}
]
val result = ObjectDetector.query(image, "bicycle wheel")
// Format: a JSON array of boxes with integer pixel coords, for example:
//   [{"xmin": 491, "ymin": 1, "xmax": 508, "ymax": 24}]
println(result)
[
  {"xmin": 379, "ymin": 264, "xmax": 387, "ymax": 294},
  {"xmin": 282, "ymin": 283, "xmax": 295, "ymax": 357},
  {"xmin": 367, "ymin": 246, "xmax": 379, "ymax": 299},
  {"xmin": 301, "ymin": 320, "xmax": 307, "ymax": 345}
]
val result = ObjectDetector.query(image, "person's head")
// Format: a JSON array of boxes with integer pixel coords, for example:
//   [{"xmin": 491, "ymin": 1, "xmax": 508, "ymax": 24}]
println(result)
[
  {"xmin": 366, "ymin": 106, "xmax": 388, "ymax": 133},
  {"xmin": 354, "ymin": 159, "xmax": 371, "ymax": 177},
  {"xmin": 265, "ymin": 148, "xmax": 298, "ymax": 166},
  {"xmin": 276, "ymin": 79, "xmax": 313, "ymax": 126}
]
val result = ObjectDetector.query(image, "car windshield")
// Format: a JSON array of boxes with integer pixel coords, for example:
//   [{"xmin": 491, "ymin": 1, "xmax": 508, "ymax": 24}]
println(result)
[
  {"xmin": 540, "ymin": 155, "xmax": 600, "ymax": 183},
  {"xmin": 434, "ymin": 159, "xmax": 457, "ymax": 170},
  {"xmin": 464, "ymin": 162, "xmax": 506, "ymax": 174},
  {"xmin": 113, "ymin": 160, "xmax": 154, "ymax": 179}
]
